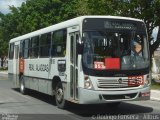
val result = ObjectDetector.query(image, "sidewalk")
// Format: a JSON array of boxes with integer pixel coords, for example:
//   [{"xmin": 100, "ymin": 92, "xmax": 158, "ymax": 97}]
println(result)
[
  {"xmin": 0, "ymin": 70, "xmax": 8, "ymax": 75},
  {"xmin": 0, "ymin": 71, "xmax": 160, "ymax": 101},
  {"xmin": 151, "ymin": 89, "xmax": 160, "ymax": 101}
]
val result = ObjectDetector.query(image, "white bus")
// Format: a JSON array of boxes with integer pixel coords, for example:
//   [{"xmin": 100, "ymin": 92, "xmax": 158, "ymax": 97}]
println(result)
[{"xmin": 8, "ymin": 16, "xmax": 151, "ymax": 108}]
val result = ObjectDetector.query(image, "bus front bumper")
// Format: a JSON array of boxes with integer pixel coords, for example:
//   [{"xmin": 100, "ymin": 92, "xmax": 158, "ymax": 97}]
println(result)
[{"xmin": 78, "ymin": 87, "xmax": 150, "ymax": 104}]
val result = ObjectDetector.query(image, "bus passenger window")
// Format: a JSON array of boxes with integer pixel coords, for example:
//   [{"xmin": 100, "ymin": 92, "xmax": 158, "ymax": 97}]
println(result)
[
  {"xmin": 30, "ymin": 36, "xmax": 39, "ymax": 58},
  {"xmin": 39, "ymin": 33, "xmax": 51, "ymax": 57},
  {"xmin": 9, "ymin": 43, "xmax": 14, "ymax": 59},
  {"xmin": 52, "ymin": 29, "xmax": 67, "ymax": 57},
  {"xmin": 23, "ymin": 39, "xmax": 30, "ymax": 59}
]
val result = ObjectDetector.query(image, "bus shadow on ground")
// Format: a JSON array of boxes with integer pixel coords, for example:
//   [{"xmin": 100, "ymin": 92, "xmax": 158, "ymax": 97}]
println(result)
[
  {"xmin": 12, "ymin": 88, "xmax": 56, "ymax": 106},
  {"xmin": 13, "ymin": 88, "xmax": 153, "ymax": 117},
  {"xmin": 67, "ymin": 102, "xmax": 153, "ymax": 117}
]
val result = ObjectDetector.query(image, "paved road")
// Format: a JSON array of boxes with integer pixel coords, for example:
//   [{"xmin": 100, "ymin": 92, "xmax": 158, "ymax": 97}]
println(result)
[{"xmin": 0, "ymin": 73, "xmax": 160, "ymax": 120}]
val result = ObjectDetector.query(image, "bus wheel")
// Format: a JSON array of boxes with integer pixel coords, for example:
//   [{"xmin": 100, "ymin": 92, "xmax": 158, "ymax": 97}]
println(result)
[
  {"xmin": 20, "ymin": 75, "xmax": 26, "ymax": 95},
  {"xmin": 55, "ymin": 82, "xmax": 67, "ymax": 109}
]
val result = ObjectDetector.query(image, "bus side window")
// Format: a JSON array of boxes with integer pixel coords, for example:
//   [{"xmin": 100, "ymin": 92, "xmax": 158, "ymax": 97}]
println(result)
[
  {"xmin": 39, "ymin": 33, "xmax": 51, "ymax": 57},
  {"xmin": 30, "ymin": 36, "xmax": 39, "ymax": 58},
  {"xmin": 23, "ymin": 39, "xmax": 29, "ymax": 59},
  {"xmin": 9, "ymin": 43, "xmax": 14, "ymax": 59},
  {"xmin": 52, "ymin": 29, "xmax": 67, "ymax": 57}
]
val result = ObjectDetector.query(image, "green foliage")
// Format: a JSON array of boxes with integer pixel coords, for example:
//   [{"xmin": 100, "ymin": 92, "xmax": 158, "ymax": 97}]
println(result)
[
  {"xmin": 0, "ymin": 0, "xmax": 160, "ymax": 57},
  {"xmin": 151, "ymin": 82, "xmax": 160, "ymax": 90},
  {"xmin": 0, "ymin": 67, "xmax": 8, "ymax": 71}
]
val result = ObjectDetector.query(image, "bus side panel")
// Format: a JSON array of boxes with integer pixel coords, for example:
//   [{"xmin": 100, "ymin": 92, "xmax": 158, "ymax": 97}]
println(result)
[
  {"xmin": 49, "ymin": 57, "xmax": 67, "ymax": 93},
  {"xmin": 27, "ymin": 58, "xmax": 49, "ymax": 78},
  {"xmin": 26, "ymin": 58, "xmax": 50, "ymax": 94},
  {"xmin": 8, "ymin": 60, "xmax": 16, "ymax": 86},
  {"xmin": 38, "ymin": 79, "xmax": 48, "ymax": 94}
]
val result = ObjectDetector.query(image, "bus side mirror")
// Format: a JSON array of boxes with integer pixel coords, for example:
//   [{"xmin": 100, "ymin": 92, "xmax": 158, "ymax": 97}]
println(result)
[{"xmin": 78, "ymin": 43, "xmax": 83, "ymax": 55}]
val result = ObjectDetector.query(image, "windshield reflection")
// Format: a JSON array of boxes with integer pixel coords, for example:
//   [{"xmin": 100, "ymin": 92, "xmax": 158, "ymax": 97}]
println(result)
[{"xmin": 82, "ymin": 30, "xmax": 149, "ymax": 70}]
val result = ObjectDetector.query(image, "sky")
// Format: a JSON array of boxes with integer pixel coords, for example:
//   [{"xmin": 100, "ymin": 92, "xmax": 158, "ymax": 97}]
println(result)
[{"xmin": 0, "ymin": 0, "xmax": 26, "ymax": 14}]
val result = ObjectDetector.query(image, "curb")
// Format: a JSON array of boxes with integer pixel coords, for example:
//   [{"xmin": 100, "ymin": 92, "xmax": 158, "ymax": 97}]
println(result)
[
  {"xmin": 151, "ymin": 97, "xmax": 160, "ymax": 101},
  {"xmin": 151, "ymin": 90, "xmax": 160, "ymax": 101},
  {"xmin": 0, "ymin": 71, "xmax": 8, "ymax": 75}
]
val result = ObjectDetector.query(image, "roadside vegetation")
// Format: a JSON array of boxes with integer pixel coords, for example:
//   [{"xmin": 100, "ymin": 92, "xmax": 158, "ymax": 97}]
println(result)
[
  {"xmin": 151, "ymin": 82, "xmax": 160, "ymax": 90},
  {"xmin": 0, "ymin": 67, "xmax": 7, "ymax": 71}
]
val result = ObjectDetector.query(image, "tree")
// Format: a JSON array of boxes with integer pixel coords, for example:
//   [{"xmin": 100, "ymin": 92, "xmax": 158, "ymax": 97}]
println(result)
[
  {"xmin": 0, "ymin": 12, "xmax": 8, "ymax": 59},
  {"xmin": 108, "ymin": 0, "xmax": 160, "ymax": 56}
]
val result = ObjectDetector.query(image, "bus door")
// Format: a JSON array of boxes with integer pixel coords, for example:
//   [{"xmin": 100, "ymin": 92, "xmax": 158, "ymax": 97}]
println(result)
[
  {"xmin": 14, "ymin": 45, "xmax": 19, "ymax": 87},
  {"xmin": 68, "ymin": 28, "xmax": 79, "ymax": 100}
]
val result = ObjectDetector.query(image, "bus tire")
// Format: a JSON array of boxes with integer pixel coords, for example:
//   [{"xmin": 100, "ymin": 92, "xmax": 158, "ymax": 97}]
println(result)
[
  {"xmin": 55, "ymin": 81, "xmax": 67, "ymax": 109},
  {"xmin": 19, "ymin": 75, "xmax": 27, "ymax": 95}
]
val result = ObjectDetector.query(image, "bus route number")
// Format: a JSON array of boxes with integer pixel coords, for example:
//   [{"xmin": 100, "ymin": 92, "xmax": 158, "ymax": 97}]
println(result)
[{"xmin": 94, "ymin": 61, "xmax": 105, "ymax": 70}]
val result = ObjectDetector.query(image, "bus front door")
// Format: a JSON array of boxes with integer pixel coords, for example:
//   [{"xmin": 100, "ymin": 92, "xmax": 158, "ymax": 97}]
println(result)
[{"xmin": 69, "ymin": 32, "xmax": 79, "ymax": 101}]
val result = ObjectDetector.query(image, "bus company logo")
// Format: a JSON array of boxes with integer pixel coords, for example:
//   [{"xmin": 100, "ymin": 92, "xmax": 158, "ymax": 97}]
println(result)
[
  {"xmin": 117, "ymin": 78, "xmax": 123, "ymax": 84},
  {"xmin": 29, "ymin": 64, "xmax": 49, "ymax": 72}
]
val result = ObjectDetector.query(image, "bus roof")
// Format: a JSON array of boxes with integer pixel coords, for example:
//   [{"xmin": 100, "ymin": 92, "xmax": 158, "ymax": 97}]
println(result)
[{"xmin": 9, "ymin": 16, "xmax": 143, "ymax": 43}]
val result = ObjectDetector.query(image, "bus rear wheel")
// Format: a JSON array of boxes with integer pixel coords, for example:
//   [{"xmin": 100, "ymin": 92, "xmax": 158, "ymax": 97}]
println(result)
[
  {"xmin": 19, "ymin": 75, "xmax": 27, "ymax": 95},
  {"xmin": 55, "ymin": 82, "xmax": 67, "ymax": 109}
]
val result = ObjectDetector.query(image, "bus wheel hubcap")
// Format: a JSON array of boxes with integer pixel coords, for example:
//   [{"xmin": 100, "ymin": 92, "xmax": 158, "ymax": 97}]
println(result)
[
  {"xmin": 56, "ymin": 88, "xmax": 63, "ymax": 103},
  {"xmin": 21, "ymin": 82, "xmax": 24, "ymax": 91}
]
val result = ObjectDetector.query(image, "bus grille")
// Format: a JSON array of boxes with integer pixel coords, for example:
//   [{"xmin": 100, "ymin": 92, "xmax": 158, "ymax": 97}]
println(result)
[{"xmin": 97, "ymin": 79, "xmax": 140, "ymax": 89}]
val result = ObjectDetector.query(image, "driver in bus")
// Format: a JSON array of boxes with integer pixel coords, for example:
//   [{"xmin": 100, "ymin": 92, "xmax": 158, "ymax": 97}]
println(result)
[
  {"xmin": 131, "ymin": 39, "xmax": 142, "ymax": 57},
  {"xmin": 121, "ymin": 34, "xmax": 143, "ymax": 68}
]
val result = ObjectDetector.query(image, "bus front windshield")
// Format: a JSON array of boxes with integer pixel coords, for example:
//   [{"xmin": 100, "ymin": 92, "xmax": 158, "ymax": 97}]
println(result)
[{"xmin": 82, "ymin": 30, "xmax": 149, "ymax": 70}]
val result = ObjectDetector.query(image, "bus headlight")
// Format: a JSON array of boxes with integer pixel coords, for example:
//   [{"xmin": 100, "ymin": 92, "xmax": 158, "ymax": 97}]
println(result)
[{"xmin": 84, "ymin": 76, "xmax": 93, "ymax": 89}]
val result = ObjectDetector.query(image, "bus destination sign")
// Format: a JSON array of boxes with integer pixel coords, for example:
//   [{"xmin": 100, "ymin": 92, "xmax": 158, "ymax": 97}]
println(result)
[{"xmin": 104, "ymin": 21, "xmax": 136, "ymax": 30}]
